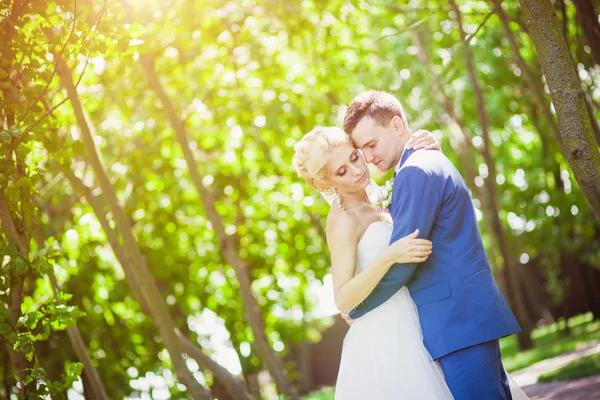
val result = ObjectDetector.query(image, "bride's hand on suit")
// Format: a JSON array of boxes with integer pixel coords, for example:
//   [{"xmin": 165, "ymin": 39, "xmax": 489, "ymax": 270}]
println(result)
[
  {"xmin": 405, "ymin": 129, "xmax": 441, "ymax": 151},
  {"xmin": 387, "ymin": 229, "xmax": 432, "ymax": 264},
  {"xmin": 340, "ymin": 229, "xmax": 431, "ymax": 327}
]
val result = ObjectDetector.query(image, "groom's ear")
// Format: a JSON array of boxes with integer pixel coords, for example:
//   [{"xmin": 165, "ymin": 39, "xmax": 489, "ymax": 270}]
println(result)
[{"xmin": 391, "ymin": 116, "xmax": 405, "ymax": 135}]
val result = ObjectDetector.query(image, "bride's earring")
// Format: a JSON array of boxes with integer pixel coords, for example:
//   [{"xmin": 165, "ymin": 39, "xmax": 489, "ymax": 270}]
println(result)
[{"xmin": 334, "ymin": 190, "xmax": 344, "ymax": 210}]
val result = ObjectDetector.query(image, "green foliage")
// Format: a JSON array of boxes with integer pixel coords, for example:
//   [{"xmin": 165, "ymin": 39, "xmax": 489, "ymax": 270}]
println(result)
[
  {"xmin": 1, "ymin": 0, "xmax": 599, "ymax": 397},
  {"xmin": 30, "ymin": 361, "xmax": 84, "ymax": 400},
  {"xmin": 300, "ymin": 386, "xmax": 335, "ymax": 400}
]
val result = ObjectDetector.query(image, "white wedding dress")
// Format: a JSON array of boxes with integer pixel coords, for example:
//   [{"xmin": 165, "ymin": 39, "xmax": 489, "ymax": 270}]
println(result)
[{"xmin": 334, "ymin": 221, "xmax": 529, "ymax": 400}]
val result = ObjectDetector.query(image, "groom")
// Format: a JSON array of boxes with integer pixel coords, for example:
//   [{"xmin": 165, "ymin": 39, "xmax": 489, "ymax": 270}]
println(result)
[{"xmin": 344, "ymin": 91, "xmax": 521, "ymax": 399}]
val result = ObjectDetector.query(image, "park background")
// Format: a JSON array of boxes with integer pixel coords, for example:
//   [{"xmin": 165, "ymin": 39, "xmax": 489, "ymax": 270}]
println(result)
[{"xmin": 1, "ymin": 0, "xmax": 600, "ymax": 399}]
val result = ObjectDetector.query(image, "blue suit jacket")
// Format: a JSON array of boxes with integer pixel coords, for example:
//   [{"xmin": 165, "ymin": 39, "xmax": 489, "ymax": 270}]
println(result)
[{"xmin": 349, "ymin": 148, "xmax": 520, "ymax": 360}]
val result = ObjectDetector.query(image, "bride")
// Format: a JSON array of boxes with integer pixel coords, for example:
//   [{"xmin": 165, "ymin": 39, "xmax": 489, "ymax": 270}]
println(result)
[{"xmin": 292, "ymin": 126, "xmax": 529, "ymax": 399}]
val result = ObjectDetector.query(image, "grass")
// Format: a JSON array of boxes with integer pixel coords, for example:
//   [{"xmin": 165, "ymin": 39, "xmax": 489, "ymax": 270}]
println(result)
[
  {"xmin": 501, "ymin": 312, "xmax": 600, "ymax": 372},
  {"xmin": 301, "ymin": 387, "xmax": 335, "ymax": 400},
  {"xmin": 537, "ymin": 352, "xmax": 600, "ymax": 382}
]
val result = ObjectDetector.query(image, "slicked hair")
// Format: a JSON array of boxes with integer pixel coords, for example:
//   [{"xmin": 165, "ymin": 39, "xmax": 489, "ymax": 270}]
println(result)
[{"xmin": 343, "ymin": 90, "xmax": 408, "ymax": 135}]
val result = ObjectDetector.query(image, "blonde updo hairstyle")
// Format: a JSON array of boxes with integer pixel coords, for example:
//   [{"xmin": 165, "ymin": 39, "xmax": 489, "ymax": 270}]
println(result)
[{"xmin": 292, "ymin": 126, "xmax": 350, "ymax": 195}]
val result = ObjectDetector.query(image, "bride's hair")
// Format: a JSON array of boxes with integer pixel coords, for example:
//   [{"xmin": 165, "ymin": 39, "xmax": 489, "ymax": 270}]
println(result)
[{"xmin": 292, "ymin": 126, "xmax": 350, "ymax": 195}]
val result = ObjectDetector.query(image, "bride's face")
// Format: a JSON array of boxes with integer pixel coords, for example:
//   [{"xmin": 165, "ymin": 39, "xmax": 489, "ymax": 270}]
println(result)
[{"xmin": 326, "ymin": 142, "xmax": 370, "ymax": 195}]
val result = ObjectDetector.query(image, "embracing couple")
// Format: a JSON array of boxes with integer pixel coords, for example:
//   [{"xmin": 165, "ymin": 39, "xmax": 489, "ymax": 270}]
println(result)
[{"xmin": 293, "ymin": 91, "xmax": 529, "ymax": 399}]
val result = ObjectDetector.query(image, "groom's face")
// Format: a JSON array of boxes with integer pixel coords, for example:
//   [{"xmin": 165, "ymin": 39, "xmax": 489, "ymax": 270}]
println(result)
[{"xmin": 349, "ymin": 116, "xmax": 405, "ymax": 172}]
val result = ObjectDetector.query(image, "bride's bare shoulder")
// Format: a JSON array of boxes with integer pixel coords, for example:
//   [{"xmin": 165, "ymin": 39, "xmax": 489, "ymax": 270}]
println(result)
[{"xmin": 326, "ymin": 207, "xmax": 361, "ymax": 244}]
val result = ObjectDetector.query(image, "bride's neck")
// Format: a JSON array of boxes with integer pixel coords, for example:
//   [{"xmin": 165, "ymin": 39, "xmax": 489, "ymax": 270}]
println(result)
[{"xmin": 339, "ymin": 190, "xmax": 370, "ymax": 209}]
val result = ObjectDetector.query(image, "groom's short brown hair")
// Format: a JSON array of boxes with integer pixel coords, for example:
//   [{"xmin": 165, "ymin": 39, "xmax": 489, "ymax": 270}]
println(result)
[{"xmin": 343, "ymin": 90, "xmax": 408, "ymax": 134}]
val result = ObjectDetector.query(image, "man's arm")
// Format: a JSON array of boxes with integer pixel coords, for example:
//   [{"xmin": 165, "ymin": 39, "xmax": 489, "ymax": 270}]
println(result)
[{"xmin": 349, "ymin": 165, "xmax": 442, "ymax": 319}]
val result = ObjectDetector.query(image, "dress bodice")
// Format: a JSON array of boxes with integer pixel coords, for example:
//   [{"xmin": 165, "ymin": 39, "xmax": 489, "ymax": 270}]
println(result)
[{"xmin": 355, "ymin": 221, "xmax": 393, "ymax": 275}]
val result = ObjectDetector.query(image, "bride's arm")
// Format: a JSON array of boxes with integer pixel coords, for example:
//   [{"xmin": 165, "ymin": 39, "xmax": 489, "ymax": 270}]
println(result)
[{"xmin": 327, "ymin": 215, "xmax": 432, "ymax": 314}]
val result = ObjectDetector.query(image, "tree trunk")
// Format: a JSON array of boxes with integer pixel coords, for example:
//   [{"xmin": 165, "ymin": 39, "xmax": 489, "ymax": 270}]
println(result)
[
  {"xmin": 1, "ymin": 348, "xmax": 11, "ymax": 398},
  {"xmin": 556, "ymin": 0, "xmax": 569, "ymax": 41},
  {"xmin": 59, "ymin": 159, "xmax": 253, "ymax": 400},
  {"xmin": 582, "ymin": 266, "xmax": 600, "ymax": 319},
  {"xmin": 226, "ymin": 321, "xmax": 262, "ymax": 400},
  {"xmin": 52, "ymin": 274, "xmax": 109, "ymax": 399},
  {"xmin": 54, "ymin": 59, "xmax": 213, "ymax": 400},
  {"xmin": 178, "ymin": 334, "xmax": 254, "ymax": 400},
  {"xmin": 572, "ymin": 0, "xmax": 600, "ymax": 66},
  {"xmin": 29, "ymin": 221, "xmax": 110, "ymax": 400},
  {"xmin": 0, "ymin": 0, "xmax": 37, "ymax": 394},
  {"xmin": 0, "ymin": 191, "xmax": 37, "ymax": 395},
  {"xmin": 584, "ymin": 93, "xmax": 600, "ymax": 145},
  {"xmin": 517, "ymin": 264, "xmax": 555, "ymax": 325},
  {"xmin": 554, "ymin": 0, "xmax": 600, "ymax": 146},
  {"xmin": 518, "ymin": 0, "xmax": 600, "ymax": 221},
  {"xmin": 140, "ymin": 55, "xmax": 298, "ymax": 400},
  {"xmin": 63, "ymin": 314, "xmax": 108, "ymax": 399},
  {"xmin": 50, "ymin": 276, "xmax": 109, "ymax": 400},
  {"xmin": 450, "ymin": 0, "xmax": 534, "ymax": 349}
]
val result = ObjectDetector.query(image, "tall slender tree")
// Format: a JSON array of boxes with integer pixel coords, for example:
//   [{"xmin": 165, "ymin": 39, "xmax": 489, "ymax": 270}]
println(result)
[{"xmin": 518, "ymin": 0, "xmax": 600, "ymax": 221}]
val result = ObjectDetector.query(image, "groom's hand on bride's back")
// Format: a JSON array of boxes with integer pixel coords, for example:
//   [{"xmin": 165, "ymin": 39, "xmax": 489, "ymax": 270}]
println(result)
[{"xmin": 405, "ymin": 129, "xmax": 441, "ymax": 151}]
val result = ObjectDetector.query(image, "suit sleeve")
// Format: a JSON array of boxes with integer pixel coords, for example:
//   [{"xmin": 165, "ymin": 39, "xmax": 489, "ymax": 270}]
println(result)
[{"xmin": 349, "ymin": 166, "xmax": 442, "ymax": 319}]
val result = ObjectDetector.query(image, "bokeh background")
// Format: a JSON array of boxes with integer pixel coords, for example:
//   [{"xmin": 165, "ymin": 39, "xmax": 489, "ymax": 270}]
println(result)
[{"xmin": 1, "ymin": 0, "xmax": 600, "ymax": 399}]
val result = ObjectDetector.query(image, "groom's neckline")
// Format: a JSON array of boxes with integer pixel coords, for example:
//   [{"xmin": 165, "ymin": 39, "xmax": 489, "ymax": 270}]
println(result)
[{"xmin": 395, "ymin": 147, "xmax": 418, "ymax": 175}]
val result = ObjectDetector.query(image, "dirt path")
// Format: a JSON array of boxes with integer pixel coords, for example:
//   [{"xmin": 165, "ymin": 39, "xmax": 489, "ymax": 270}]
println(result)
[
  {"xmin": 522, "ymin": 376, "xmax": 600, "ymax": 399},
  {"xmin": 511, "ymin": 340, "xmax": 600, "ymax": 399}
]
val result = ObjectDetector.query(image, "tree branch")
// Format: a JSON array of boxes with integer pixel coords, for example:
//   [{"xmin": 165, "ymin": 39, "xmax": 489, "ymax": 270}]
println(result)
[
  {"xmin": 17, "ymin": 0, "xmax": 77, "ymax": 126},
  {"xmin": 24, "ymin": 1, "xmax": 106, "ymax": 135}
]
